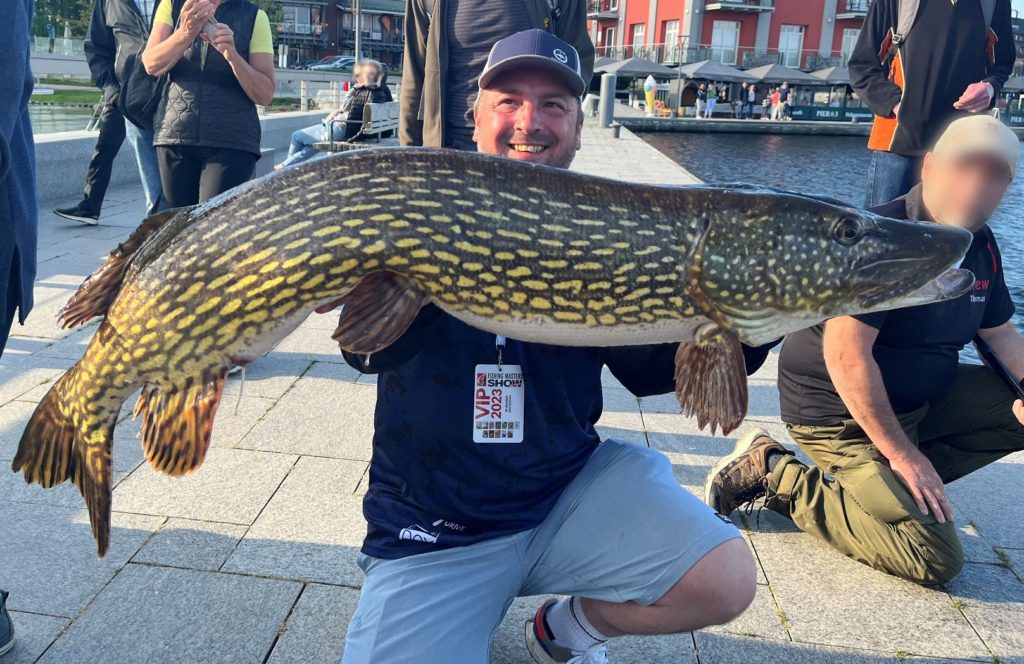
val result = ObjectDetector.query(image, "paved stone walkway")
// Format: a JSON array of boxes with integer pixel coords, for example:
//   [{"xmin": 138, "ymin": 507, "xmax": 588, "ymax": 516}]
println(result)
[{"xmin": 1, "ymin": 127, "xmax": 1022, "ymax": 663}]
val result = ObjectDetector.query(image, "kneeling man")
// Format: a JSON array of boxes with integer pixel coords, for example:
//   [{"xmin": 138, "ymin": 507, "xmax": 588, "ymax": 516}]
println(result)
[
  {"xmin": 338, "ymin": 30, "xmax": 762, "ymax": 663},
  {"xmin": 705, "ymin": 115, "xmax": 1024, "ymax": 585}
]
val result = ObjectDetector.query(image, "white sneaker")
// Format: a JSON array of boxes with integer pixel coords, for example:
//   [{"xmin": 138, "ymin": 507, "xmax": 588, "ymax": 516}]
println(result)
[{"xmin": 525, "ymin": 599, "xmax": 609, "ymax": 664}]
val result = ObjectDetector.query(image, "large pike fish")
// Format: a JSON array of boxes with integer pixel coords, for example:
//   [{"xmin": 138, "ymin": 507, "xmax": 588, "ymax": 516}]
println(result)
[{"xmin": 13, "ymin": 147, "xmax": 974, "ymax": 555}]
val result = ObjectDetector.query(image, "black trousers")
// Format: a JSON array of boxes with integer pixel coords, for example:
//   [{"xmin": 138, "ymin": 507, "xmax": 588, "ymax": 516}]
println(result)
[
  {"xmin": 156, "ymin": 145, "xmax": 257, "ymax": 207},
  {"xmin": 82, "ymin": 102, "xmax": 126, "ymax": 215}
]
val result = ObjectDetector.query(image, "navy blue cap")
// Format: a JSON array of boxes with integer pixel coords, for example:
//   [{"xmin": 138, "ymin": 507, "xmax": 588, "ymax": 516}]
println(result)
[{"xmin": 478, "ymin": 29, "xmax": 586, "ymax": 98}]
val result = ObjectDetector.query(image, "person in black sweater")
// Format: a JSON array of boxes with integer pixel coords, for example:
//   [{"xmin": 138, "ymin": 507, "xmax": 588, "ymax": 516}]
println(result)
[{"xmin": 850, "ymin": 0, "xmax": 1014, "ymax": 206}]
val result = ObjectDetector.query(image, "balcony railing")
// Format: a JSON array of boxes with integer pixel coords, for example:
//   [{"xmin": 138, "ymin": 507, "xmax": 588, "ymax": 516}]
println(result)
[
  {"xmin": 277, "ymin": 22, "xmax": 326, "ymax": 36},
  {"xmin": 595, "ymin": 41, "xmax": 855, "ymax": 71},
  {"xmin": 704, "ymin": 0, "xmax": 775, "ymax": 12},
  {"xmin": 836, "ymin": 0, "xmax": 871, "ymax": 19},
  {"xmin": 336, "ymin": 27, "xmax": 405, "ymax": 48},
  {"xmin": 587, "ymin": 0, "xmax": 619, "ymax": 19}
]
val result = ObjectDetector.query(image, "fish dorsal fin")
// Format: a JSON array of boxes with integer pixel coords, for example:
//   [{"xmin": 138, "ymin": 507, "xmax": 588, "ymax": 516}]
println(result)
[
  {"xmin": 332, "ymin": 271, "xmax": 429, "ymax": 355},
  {"xmin": 133, "ymin": 367, "xmax": 228, "ymax": 476},
  {"xmin": 674, "ymin": 323, "xmax": 748, "ymax": 435},
  {"xmin": 59, "ymin": 207, "xmax": 188, "ymax": 328}
]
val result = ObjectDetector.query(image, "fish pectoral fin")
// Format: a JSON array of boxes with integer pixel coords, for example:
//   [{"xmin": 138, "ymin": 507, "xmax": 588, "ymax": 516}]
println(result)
[
  {"xmin": 332, "ymin": 271, "xmax": 429, "ymax": 355},
  {"xmin": 674, "ymin": 325, "xmax": 748, "ymax": 435},
  {"xmin": 133, "ymin": 367, "xmax": 228, "ymax": 477},
  {"xmin": 59, "ymin": 207, "xmax": 186, "ymax": 328}
]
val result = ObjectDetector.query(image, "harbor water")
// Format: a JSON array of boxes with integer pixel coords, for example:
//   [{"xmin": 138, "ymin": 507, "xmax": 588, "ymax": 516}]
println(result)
[{"xmin": 639, "ymin": 131, "xmax": 1024, "ymax": 339}]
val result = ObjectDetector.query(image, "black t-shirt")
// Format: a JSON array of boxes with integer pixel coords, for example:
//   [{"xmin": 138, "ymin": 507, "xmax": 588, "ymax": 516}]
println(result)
[{"xmin": 779, "ymin": 186, "xmax": 1016, "ymax": 426}]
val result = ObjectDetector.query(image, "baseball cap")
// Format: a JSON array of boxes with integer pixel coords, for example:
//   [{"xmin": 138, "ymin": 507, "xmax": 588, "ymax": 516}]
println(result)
[
  {"xmin": 478, "ymin": 29, "xmax": 586, "ymax": 98},
  {"xmin": 932, "ymin": 114, "xmax": 1021, "ymax": 178}
]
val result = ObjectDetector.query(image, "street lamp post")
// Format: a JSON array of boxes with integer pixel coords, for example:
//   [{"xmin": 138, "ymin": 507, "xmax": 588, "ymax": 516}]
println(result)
[{"xmin": 353, "ymin": 0, "xmax": 362, "ymax": 63}]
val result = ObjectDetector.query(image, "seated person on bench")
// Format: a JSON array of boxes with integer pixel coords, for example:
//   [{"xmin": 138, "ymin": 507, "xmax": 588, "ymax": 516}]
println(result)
[{"xmin": 277, "ymin": 59, "xmax": 392, "ymax": 169}]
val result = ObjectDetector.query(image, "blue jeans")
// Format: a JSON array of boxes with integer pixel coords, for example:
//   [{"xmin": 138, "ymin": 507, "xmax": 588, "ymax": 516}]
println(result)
[
  {"xmin": 864, "ymin": 150, "xmax": 921, "ymax": 208},
  {"xmin": 340, "ymin": 440, "xmax": 739, "ymax": 664},
  {"xmin": 124, "ymin": 121, "xmax": 164, "ymax": 215},
  {"xmin": 281, "ymin": 122, "xmax": 345, "ymax": 168}
]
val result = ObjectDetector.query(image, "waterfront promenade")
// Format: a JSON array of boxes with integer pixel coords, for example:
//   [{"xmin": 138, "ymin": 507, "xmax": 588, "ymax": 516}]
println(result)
[{"xmin": 1, "ymin": 123, "xmax": 1022, "ymax": 663}]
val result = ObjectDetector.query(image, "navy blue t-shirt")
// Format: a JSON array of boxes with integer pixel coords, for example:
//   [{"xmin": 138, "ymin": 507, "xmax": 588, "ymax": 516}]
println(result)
[
  {"xmin": 345, "ymin": 306, "xmax": 772, "ymax": 559},
  {"xmin": 779, "ymin": 185, "xmax": 1016, "ymax": 426}
]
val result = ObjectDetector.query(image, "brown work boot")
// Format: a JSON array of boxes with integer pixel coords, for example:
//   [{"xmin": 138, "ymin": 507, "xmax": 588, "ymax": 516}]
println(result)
[{"xmin": 704, "ymin": 428, "xmax": 793, "ymax": 515}]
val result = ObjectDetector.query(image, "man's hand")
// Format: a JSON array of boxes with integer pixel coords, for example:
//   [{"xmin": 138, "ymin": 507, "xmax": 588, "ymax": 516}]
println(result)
[
  {"xmin": 205, "ymin": 22, "xmax": 238, "ymax": 62},
  {"xmin": 1013, "ymin": 399, "xmax": 1024, "ymax": 425},
  {"xmin": 954, "ymin": 81, "xmax": 994, "ymax": 112},
  {"xmin": 178, "ymin": 0, "xmax": 214, "ymax": 39},
  {"xmin": 889, "ymin": 449, "xmax": 953, "ymax": 523}
]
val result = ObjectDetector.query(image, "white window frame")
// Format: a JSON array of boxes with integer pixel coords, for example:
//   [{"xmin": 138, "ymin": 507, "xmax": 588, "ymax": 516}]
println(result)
[
  {"xmin": 841, "ymin": 28, "xmax": 860, "ymax": 64},
  {"xmin": 604, "ymin": 26, "xmax": 616, "ymax": 47},
  {"xmin": 631, "ymin": 23, "xmax": 645, "ymax": 48},
  {"xmin": 609, "ymin": 0, "xmax": 618, "ymax": 10},
  {"xmin": 710, "ymin": 20, "xmax": 740, "ymax": 65},
  {"xmin": 779, "ymin": 24, "xmax": 805, "ymax": 68}
]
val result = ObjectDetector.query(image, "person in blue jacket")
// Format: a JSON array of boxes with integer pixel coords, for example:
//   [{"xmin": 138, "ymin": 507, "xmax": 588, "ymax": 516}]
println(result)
[
  {"xmin": 336, "ymin": 29, "xmax": 767, "ymax": 664},
  {"xmin": 0, "ymin": 0, "xmax": 39, "ymax": 655}
]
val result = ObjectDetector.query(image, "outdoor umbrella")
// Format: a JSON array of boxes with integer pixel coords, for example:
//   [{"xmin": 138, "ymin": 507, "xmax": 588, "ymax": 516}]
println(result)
[
  {"xmin": 744, "ymin": 63, "xmax": 824, "ymax": 85},
  {"xmin": 594, "ymin": 56, "xmax": 615, "ymax": 70},
  {"xmin": 594, "ymin": 57, "xmax": 678, "ymax": 79},
  {"xmin": 1003, "ymin": 75, "xmax": 1024, "ymax": 91},
  {"xmin": 810, "ymin": 66, "xmax": 851, "ymax": 86},
  {"xmin": 676, "ymin": 60, "xmax": 757, "ymax": 83}
]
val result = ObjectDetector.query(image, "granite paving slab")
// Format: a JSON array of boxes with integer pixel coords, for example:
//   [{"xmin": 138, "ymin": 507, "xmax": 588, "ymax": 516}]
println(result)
[
  {"xmin": 221, "ymin": 355, "xmax": 315, "ymax": 401},
  {"xmin": 112, "ymin": 447, "xmax": 298, "ymax": 524},
  {"xmin": 946, "ymin": 563, "xmax": 1024, "ymax": 663},
  {"xmin": 271, "ymin": 322, "xmax": 358, "ymax": 366},
  {"xmin": 37, "ymin": 564, "xmax": 301, "ymax": 664},
  {"xmin": 266, "ymin": 584, "xmax": 360, "ymax": 664},
  {"xmin": 0, "ymin": 502, "xmax": 162, "ymax": 616},
  {"xmin": 237, "ymin": 363, "xmax": 376, "ymax": 460},
  {"xmin": 694, "ymin": 632, "xmax": 902, "ymax": 664},
  {"xmin": 750, "ymin": 524, "xmax": 991, "ymax": 660},
  {"xmin": 222, "ymin": 456, "xmax": 368, "ymax": 586},
  {"xmin": 0, "ymin": 353, "xmax": 74, "ymax": 407},
  {"xmin": 945, "ymin": 452, "xmax": 1024, "ymax": 549},
  {"xmin": 132, "ymin": 518, "xmax": 250, "ymax": 572},
  {"xmin": 2, "ymin": 611, "xmax": 69, "ymax": 664}
]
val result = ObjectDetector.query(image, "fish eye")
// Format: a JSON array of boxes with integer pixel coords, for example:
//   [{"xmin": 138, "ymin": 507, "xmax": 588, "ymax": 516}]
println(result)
[{"xmin": 832, "ymin": 217, "xmax": 862, "ymax": 246}]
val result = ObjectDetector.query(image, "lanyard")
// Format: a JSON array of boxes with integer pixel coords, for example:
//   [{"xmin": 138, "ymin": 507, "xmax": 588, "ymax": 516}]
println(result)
[{"xmin": 495, "ymin": 335, "xmax": 505, "ymax": 371}]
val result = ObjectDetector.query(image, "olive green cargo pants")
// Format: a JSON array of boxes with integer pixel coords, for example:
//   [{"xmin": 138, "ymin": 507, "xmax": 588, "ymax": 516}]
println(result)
[{"xmin": 768, "ymin": 364, "xmax": 1024, "ymax": 585}]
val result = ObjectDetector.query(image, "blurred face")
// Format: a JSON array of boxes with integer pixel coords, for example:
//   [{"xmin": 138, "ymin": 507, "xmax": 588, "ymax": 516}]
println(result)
[
  {"xmin": 920, "ymin": 151, "xmax": 1011, "ymax": 230},
  {"xmin": 357, "ymin": 64, "xmax": 379, "ymax": 86},
  {"xmin": 473, "ymin": 68, "xmax": 582, "ymax": 168}
]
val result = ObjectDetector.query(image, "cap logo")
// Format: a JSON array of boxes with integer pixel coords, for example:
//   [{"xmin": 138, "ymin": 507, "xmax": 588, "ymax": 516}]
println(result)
[{"xmin": 553, "ymin": 48, "xmax": 568, "ymax": 63}]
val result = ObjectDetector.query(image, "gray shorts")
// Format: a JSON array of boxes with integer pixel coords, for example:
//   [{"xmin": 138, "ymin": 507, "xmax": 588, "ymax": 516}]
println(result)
[{"xmin": 341, "ymin": 440, "xmax": 740, "ymax": 664}]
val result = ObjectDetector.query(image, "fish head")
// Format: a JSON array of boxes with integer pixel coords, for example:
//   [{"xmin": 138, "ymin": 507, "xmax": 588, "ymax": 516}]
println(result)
[{"xmin": 694, "ymin": 187, "xmax": 975, "ymax": 345}]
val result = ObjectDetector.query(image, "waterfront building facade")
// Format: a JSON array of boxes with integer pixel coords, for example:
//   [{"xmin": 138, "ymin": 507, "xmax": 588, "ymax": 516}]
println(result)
[
  {"xmin": 275, "ymin": 0, "xmax": 404, "ymax": 68},
  {"xmin": 588, "ymin": 0, "xmax": 871, "ymax": 70}
]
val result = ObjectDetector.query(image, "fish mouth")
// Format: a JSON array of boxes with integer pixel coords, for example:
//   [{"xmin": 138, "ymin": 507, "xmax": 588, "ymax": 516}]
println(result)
[
  {"xmin": 856, "ymin": 266, "xmax": 975, "ymax": 310},
  {"xmin": 889, "ymin": 267, "xmax": 976, "ymax": 308}
]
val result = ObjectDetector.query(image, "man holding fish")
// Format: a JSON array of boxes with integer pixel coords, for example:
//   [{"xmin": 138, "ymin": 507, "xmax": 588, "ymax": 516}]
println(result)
[{"xmin": 338, "ymin": 31, "xmax": 761, "ymax": 664}]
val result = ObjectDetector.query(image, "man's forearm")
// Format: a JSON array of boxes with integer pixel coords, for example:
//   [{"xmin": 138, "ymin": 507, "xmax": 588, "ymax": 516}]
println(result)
[
  {"xmin": 980, "ymin": 323, "xmax": 1024, "ymax": 382},
  {"xmin": 826, "ymin": 347, "xmax": 916, "ymax": 462}
]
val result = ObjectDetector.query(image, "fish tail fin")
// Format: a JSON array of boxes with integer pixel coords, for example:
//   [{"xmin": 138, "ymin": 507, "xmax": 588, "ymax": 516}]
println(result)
[{"xmin": 12, "ymin": 365, "xmax": 117, "ymax": 557}]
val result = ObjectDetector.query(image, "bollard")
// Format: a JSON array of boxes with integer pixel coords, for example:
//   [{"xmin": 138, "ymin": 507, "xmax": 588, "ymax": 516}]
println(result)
[
  {"xmin": 300, "ymin": 79, "xmax": 308, "ymax": 111},
  {"xmin": 598, "ymin": 73, "xmax": 617, "ymax": 128}
]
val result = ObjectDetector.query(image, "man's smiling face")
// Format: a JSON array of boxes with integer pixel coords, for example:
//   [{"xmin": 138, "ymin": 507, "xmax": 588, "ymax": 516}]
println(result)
[{"xmin": 472, "ymin": 68, "xmax": 583, "ymax": 169}]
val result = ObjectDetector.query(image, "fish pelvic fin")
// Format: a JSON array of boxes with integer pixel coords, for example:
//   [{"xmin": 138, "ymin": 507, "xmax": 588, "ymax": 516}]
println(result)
[
  {"xmin": 133, "ymin": 367, "xmax": 228, "ymax": 477},
  {"xmin": 674, "ymin": 324, "xmax": 749, "ymax": 435},
  {"xmin": 12, "ymin": 367, "xmax": 116, "ymax": 557},
  {"xmin": 59, "ymin": 207, "xmax": 185, "ymax": 328},
  {"xmin": 332, "ymin": 271, "xmax": 429, "ymax": 355}
]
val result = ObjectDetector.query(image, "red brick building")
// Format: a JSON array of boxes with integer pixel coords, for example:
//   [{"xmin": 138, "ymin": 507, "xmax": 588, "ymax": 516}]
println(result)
[{"xmin": 588, "ymin": 0, "xmax": 871, "ymax": 70}]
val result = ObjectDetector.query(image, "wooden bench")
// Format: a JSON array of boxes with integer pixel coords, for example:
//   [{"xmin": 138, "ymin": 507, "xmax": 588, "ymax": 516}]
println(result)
[{"xmin": 314, "ymin": 101, "xmax": 400, "ymax": 153}]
